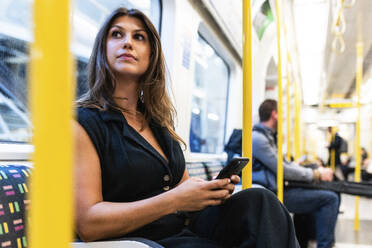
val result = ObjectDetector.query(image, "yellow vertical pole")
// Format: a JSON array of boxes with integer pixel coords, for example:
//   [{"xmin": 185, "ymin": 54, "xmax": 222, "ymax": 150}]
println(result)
[
  {"xmin": 294, "ymin": 80, "xmax": 301, "ymax": 161},
  {"xmin": 330, "ymin": 127, "xmax": 336, "ymax": 171},
  {"xmin": 302, "ymin": 124, "xmax": 306, "ymax": 157},
  {"xmin": 354, "ymin": 41, "xmax": 363, "ymax": 231},
  {"xmin": 275, "ymin": 0, "xmax": 284, "ymax": 203},
  {"xmin": 30, "ymin": 0, "xmax": 74, "ymax": 247},
  {"xmin": 242, "ymin": 0, "xmax": 253, "ymax": 189},
  {"xmin": 286, "ymin": 51, "xmax": 291, "ymax": 161}
]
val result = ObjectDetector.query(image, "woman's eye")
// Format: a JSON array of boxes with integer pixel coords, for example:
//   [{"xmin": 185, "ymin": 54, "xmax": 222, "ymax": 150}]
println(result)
[
  {"xmin": 134, "ymin": 33, "xmax": 145, "ymax": 41},
  {"xmin": 112, "ymin": 31, "xmax": 122, "ymax": 38}
]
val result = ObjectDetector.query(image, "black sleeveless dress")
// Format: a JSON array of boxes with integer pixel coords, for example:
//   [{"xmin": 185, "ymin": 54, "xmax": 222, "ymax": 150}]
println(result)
[{"xmin": 77, "ymin": 107, "xmax": 186, "ymax": 240}]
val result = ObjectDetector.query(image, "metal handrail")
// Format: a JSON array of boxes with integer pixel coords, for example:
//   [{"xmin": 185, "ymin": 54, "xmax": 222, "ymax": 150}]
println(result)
[
  {"xmin": 275, "ymin": 0, "xmax": 284, "ymax": 203},
  {"xmin": 29, "ymin": 0, "xmax": 74, "ymax": 247},
  {"xmin": 242, "ymin": 0, "xmax": 253, "ymax": 189},
  {"xmin": 354, "ymin": 41, "xmax": 363, "ymax": 231}
]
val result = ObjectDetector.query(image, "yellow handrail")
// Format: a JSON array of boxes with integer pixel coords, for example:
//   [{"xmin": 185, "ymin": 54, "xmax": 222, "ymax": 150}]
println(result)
[
  {"xmin": 328, "ymin": 102, "xmax": 355, "ymax": 108},
  {"xmin": 242, "ymin": 0, "xmax": 253, "ymax": 189},
  {"xmin": 275, "ymin": 0, "xmax": 284, "ymax": 203},
  {"xmin": 282, "ymin": 22, "xmax": 292, "ymax": 162},
  {"xmin": 29, "ymin": 0, "xmax": 74, "ymax": 247},
  {"xmin": 294, "ymin": 80, "xmax": 301, "ymax": 161},
  {"xmin": 354, "ymin": 41, "xmax": 363, "ymax": 231},
  {"xmin": 286, "ymin": 50, "xmax": 291, "ymax": 161}
]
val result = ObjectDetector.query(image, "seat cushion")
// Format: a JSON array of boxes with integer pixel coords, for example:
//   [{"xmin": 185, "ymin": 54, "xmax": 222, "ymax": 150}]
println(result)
[{"xmin": 0, "ymin": 165, "xmax": 31, "ymax": 247}]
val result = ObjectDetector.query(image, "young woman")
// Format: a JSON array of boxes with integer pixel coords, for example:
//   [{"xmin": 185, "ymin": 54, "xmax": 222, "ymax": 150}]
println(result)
[{"xmin": 74, "ymin": 7, "xmax": 299, "ymax": 248}]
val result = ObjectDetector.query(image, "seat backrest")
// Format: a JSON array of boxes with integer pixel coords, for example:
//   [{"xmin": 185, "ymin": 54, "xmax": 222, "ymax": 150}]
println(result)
[
  {"xmin": 186, "ymin": 162, "xmax": 208, "ymax": 180},
  {"xmin": 186, "ymin": 161, "xmax": 224, "ymax": 181}
]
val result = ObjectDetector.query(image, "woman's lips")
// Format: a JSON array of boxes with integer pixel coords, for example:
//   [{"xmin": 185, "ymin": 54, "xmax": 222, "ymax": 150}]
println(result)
[{"xmin": 118, "ymin": 53, "xmax": 137, "ymax": 61}]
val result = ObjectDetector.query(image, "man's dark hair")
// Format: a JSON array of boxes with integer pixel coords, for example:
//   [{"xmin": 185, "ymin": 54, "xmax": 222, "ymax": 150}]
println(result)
[{"xmin": 259, "ymin": 99, "xmax": 277, "ymax": 122}]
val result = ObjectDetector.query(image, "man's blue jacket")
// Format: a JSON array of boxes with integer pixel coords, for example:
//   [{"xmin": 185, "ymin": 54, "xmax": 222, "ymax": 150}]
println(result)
[{"xmin": 252, "ymin": 123, "xmax": 313, "ymax": 191}]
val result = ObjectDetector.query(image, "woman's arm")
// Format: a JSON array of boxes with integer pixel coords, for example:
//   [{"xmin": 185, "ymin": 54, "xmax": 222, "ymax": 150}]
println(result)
[{"xmin": 73, "ymin": 120, "xmax": 231, "ymax": 241}]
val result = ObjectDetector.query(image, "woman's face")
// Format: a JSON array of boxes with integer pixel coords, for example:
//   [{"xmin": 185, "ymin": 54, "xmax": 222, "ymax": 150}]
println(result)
[{"xmin": 106, "ymin": 16, "xmax": 151, "ymax": 79}]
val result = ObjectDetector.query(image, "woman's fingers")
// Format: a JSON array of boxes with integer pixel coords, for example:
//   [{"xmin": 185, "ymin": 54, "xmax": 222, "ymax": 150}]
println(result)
[
  {"xmin": 209, "ymin": 189, "xmax": 230, "ymax": 199},
  {"xmin": 205, "ymin": 199, "xmax": 224, "ymax": 206},
  {"xmin": 177, "ymin": 178, "xmax": 235, "ymax": 210},
  {"xmin": 204, "ymin": 178, "xmax": 230, "ymax": 190},
  {"xmin": 223, "ymin": 193, "xmax": 232, "ymax": 201},
  {"xmin": 226, "ymin": 183, "xmax": 235, "ymax": 193},
  {"xmin": 230, "ymin": 175, "xmax": 240, "ymax": 184},
  {"xmin": 203, "ymin": 178, "xmax": 236, "ymax": 195}
]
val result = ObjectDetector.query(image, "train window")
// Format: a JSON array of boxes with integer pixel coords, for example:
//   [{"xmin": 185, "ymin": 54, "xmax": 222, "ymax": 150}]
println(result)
[
  {"xmin": 189, "ymin": 34, "xmax": 230, "ymax": 154},
  {"xmin": 0, "ymin": 0, "xmax": 161, "ymax": 143},
  {"xmin": 0, "ymin": 89, "xmax": 31, "ymax": 142},
  {"xmin": 0, "ymin": 0, "xmax": 31, "ymax": 143}
]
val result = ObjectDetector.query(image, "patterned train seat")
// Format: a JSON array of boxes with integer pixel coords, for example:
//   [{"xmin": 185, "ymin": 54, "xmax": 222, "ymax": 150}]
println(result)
[{"xmin": 0, "ymin": 165, "xmax": 31, "ymax": 247}]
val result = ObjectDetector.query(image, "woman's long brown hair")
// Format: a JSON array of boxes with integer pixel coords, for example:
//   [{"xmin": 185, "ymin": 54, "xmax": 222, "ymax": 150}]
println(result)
[{"xmin": 77, "ymin": 8, "xmax": 185, "ymax": 147}]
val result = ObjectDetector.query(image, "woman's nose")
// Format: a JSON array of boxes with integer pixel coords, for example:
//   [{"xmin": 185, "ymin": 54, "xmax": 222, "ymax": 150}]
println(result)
[{"xmin": 122, "ymin": 35, "xmax": 133, "ymax": 49}]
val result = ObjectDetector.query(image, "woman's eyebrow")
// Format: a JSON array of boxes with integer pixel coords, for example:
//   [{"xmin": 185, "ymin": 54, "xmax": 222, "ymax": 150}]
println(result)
[
  {"xmin": 110, "ymin": 25, "xmax": 146, "ymax": 33},
  {"xmin": 110, "ymin": 24, "xmax": 124, "ymax": 30},
  {"xmin": 133, "ymin": 29, "xmax": 146, "ymax": 33}
]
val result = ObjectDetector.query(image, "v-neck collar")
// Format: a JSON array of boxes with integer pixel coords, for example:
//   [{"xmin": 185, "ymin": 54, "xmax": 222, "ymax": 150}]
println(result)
[
  {"xmin": 100, "ymin": 109, "xmax": 172, "ymax": 167},
  {"xmin": 150, "ymin": 120, "xmax": 173, "ymax": 165}
]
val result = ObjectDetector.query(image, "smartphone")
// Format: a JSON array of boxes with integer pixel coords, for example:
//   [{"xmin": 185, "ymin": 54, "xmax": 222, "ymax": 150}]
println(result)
[{"xmin": 216, "ymin": 157, "xmax": 250, "ymax": 179}]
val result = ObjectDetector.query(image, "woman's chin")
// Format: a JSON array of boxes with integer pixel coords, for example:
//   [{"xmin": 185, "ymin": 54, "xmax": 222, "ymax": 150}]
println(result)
[{"xmin": 114, "ymin": 71, "xmax": 143, "ymax": 81}]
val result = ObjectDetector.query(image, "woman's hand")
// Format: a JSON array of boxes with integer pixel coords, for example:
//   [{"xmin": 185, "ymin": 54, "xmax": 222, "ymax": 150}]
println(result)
[
  {"xmin": 171, "ymin": 177, "xmax": 231, "ymax": 212},
  {"xmin": 219, "ymin": 175, "xmax": 240, "ymax": 200},
  {"xmin": 230, "ymin": 175, "xmax": 240, "ymax": 184}
]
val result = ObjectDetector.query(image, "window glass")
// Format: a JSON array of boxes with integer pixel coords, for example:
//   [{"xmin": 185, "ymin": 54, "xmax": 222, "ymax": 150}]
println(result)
[
  {"xmin": 189, "ymin": 35, "xmax": 230, "ymax": 154},
  {"xmin": 0, "ymin": 0, "xmax": 161, "ymax": 143},
  {"xmin": 0, "ymin": 89, "xmax": 31, "ymax": 142},
  {"xmin": 0, "ymin": 0, "xmax": 31, "ymax": 143}
]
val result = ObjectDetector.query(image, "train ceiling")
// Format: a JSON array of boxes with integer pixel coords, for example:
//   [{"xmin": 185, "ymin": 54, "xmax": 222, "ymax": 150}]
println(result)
[{"xmin": 324, "ymin": 0, "xmax": 372, "ymax": 102}]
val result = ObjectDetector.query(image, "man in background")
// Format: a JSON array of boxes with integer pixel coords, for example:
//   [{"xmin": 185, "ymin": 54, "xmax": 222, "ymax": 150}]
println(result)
[
  {"xmin": 327, "ymin": 127, "xmax": 350, "ymax": 180},
  {"xmin": 252, "ymin": 99, "xmax": 339, "ymax": 248}
]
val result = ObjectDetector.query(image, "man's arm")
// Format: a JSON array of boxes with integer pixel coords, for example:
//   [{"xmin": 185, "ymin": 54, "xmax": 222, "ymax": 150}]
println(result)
[{"xmin": 252, "ymin": 132, "xmax": 313, "ymax": 182}]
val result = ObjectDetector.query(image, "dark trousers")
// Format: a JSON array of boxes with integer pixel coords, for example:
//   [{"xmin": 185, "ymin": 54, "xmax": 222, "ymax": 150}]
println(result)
[
  {"xmin": 157, "ymin": 188, "xmax": 299, "ymax": 248},
  {"xmin": 293, "ymin": 213, "xmax": 316, "ymax": 248},
  {"xmin": 284, "ymin": 188, "xmax": 339, "ymax": 248}
]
